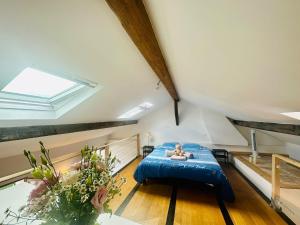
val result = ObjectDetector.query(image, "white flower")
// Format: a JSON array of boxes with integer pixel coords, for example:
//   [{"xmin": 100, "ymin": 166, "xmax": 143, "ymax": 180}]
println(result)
[
  {"xmin": 61, "ymin": 170, "xmax": 80, "ymax": 186},
  {"xmin": 81, "ymin": 194, "xmax": 89, "ymax": 203},
  {"xmin": 79, "ymin": 184, "xmax": 87, "ymax": 194}
]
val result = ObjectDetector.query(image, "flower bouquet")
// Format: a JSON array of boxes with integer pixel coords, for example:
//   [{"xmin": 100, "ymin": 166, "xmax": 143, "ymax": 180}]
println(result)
[{"xmin": 1, "ymin": 142, "xmax": 126, "ymax": 225}]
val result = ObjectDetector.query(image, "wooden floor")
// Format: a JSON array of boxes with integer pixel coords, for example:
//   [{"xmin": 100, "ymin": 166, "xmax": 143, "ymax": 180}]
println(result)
[
  {"xmin": 223, "ymin": 166, "xmax": 287, "ymax": 225},
  {"xmin": 122, "ymin": 184, "xmax": 172, "ymax": 225},
  {"xmin": 110, "ymin": 157, "xmax": 142, "ymax": 213},
  {"xmin": 174, "ymin": 185, "xmax": 225, "ymax": 225},
  {"xmin": 110, "ymin": 157, "xmax": 288, "ymax": 225}
]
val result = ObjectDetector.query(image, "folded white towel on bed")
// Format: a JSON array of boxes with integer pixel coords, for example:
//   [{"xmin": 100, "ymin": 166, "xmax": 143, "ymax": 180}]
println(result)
[
  {"xmin": 166, "ymin": 150, "xmax": 193, "ymax": 159},
  {"xmin": 170, "ymin": 155, "xmax": 187, "ymax": 161},
  {"xmin": 165, "ymin": 150, "xmax": 175, "ymax": 157}
]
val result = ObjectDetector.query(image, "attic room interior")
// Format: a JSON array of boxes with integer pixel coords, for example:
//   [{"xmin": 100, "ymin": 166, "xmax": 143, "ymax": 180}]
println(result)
[{"xmin": 0, "ymin": 0, "xmax": 300, "ymax": 224}]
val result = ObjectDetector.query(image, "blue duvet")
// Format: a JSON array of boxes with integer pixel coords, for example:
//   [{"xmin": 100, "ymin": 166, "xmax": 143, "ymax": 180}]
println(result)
[{"xmin": 134, "ymin": 145, "xmax": 235, "ymax": 202}]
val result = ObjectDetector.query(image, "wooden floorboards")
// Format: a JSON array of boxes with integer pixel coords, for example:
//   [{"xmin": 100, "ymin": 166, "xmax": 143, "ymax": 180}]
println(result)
[
  {"xmin": 122, "ymin": 184, "xmax": 172, "ymax": 225},
  {"xmin": 110, "ymin": 157, "xmax": 142, "ymax": 213},
  {"xmin": 174, "ymin": 185, "xmax": 226, "ymax": 225},
  {"xmin": 223, "ymin": 166, "xmax": 287, "ymax": 225},
  {"xmin": 110, "ymin": 157, "xmax": 289, "ymax": 225}
]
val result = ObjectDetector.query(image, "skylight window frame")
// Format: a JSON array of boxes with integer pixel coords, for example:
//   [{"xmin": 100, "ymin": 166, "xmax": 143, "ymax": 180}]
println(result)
[
  {"xmin": 1, "ymin": 67, "xmax": 80, "ymax": 99},
  {"xmin": 1, "ymin": 78, "xmax": 85, "ymax": 99},
  {"xmin": 0, "ymin": 68, "xmax": 98, "ymax": 108},
  {"xmin": 0, "ymin": 83, "xmax": 85, "ymax": 111},
  {"xmin": 0, "ymin": 68, "xmax": 100, "ymax": 120},
  {"xmin": 1, "ymin": 83, "xmax": 83, "ymax": 101},
  {"xmin": 118, "ymin": 102, "xmax": 153, "ymax": 119},
  {"xmin": 0, "ymin": 91, "xmax": 50, "ymax": 104}
]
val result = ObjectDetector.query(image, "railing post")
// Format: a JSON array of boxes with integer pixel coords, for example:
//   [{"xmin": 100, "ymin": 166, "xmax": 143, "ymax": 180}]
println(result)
[
  {"xmin": 272, "ymin": 154, "xmax": 280, "ymax": 208},
  {"xmin": 105, "ymin": 144, "xmax": 110, "ymax": 160},
  {"xmin": 137, "ymin": 134, "xmax": 141, "ymax": 156}
]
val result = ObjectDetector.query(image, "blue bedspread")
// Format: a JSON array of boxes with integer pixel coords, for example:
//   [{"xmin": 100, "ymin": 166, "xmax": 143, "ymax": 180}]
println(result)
[{"xmin": 134, "ymin": 145, "xmax": 235, "ymax": 202}]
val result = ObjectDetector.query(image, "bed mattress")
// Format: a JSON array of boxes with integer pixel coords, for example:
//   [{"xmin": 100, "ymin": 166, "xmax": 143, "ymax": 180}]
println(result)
[{"xmin": 134, "ymin": 144, "xmax": 235, "ymax": 202}]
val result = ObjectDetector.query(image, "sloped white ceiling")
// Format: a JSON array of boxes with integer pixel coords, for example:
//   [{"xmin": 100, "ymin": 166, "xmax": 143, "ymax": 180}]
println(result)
[
  {"xmin": 0, "ymin": 0, "xmax": 169, "ymax": 127},
  {"xmin": 236, "ymin": 125, "xmax": 284, "ymax": 146},
  {"xmin": 135, "ymin": 100, "xmax": 247, "ymax": 146},
  {"xmin": 235, "ymin": 126, "xmax": 300, "ymax": 157},
  {"xmin": 202, "ymin": 110, "xmax": 247, "ymax": 146},
  {"xmin": 137, "ymin": 101, "xmax": 212, "ymax": 145},
  {"xmin": 1, "ymin": 0, "xmax": 300, "ymax": 128},
  {"xmin": 260, "ymin": 130, "xmax": 300, "ymax": 146},
  {"xmin": 145, "ymin": 0, "xmax": 300, "ymax": 124}
]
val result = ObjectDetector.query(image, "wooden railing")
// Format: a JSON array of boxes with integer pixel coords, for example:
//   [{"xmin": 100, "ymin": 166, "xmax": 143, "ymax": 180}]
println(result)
[
  {"xmin": 272, "ymin": 154, "xmax": 300, "ymax": 208},
  {"xmin": 0, "ymin": 134, "xmax": 140, "ymax": 187}
]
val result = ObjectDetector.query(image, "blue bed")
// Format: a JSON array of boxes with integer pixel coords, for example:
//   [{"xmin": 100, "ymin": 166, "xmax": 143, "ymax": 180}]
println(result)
[{"xmin": 134, "ymin": 143, "xmax": 235, "ymax": 202}]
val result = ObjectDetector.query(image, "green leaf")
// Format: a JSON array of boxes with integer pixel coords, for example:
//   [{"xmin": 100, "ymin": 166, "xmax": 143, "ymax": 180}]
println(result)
[
  {"xmin": 23, "ymin": 150, "xmax": 28, "ymax": 157},
  {"xmin": 30, "ymin": 153, "xmax": 37, "ymax": 167},
  {"xmin": 86, "ymin": 175, "xmax": 92, "ymax": 186},
  {"xmin": 41, "ymin": 155, "xmax": 48, "ymax": 166},
  {"xmin": 40, "ymin": 141, "xmax": 46, "ymax": 154}
]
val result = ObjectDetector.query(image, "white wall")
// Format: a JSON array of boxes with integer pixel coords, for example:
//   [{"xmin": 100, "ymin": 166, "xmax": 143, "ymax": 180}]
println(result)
[
  {"xmin": 260, "ymin": 131, "xmax": 300, "ymax": 161},
  {"xmin": 233, "ymin": 157, "xmax": 272, "ymax": 199},
  {"xmin": 108, "ymin": 138, "xmax": 138, "ymax": 173},
  {"xmin": 108, "ymin": 124, "xmax": 139, "ymax": 139},
  {"xmin": 202, "ymin": 109, "xmax": 247, "ymax": 146},
  {"xmin": 233, "ymin": 126, "xmax": 300, "ymax": 160},
  {"xmin": 232, "ymin": 126, "xmax": 287, "ymax": 154},
  {"xmin": 0, "ymin": 125, "xmax": 140, "ymax": 177},
  {"xmin": 0, "ymin": 134, "xmax": 109, "ymax": 177},
  {"xmin": 285, "ymin": 143, "xmax": 300, "ymax": 161},
  {"xmin": 0, "ymin": 128, "xmax": 118, "ymax": 158},
  {"xmin": 137, "ymin": 101, "xmax": 210, "ymax": 146},
  {"xmin": 126, "ymin": 100, "xmax": 248, "ymax": 148},
  {"xmin": 237, "ymin": 126, "xmax": 283, "ymax": 146}
]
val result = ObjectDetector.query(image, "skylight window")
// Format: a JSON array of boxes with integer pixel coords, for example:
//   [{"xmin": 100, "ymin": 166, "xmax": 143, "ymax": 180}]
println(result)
[
  {"xmin": 281, "ymin": 112, "xmax": 300, "ymax": 120},
  {"xmin": 2, "ymin": 68, "xmax": 77, "ymax": 98},
  {"xmin": 118, "ymin": 102, "xmax": 153, "ymax": 119},
  {"xmin": 0, "ymin": 67, "xmax": 100, "ymax": 120}
]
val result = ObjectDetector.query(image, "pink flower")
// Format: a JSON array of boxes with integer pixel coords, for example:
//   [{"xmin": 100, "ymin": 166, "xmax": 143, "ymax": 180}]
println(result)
[
  {"xmin": 91, "ymin": 187, "xmax": 108, "ymax": 212},
  {"xmin": 29, "ymin": 181, "xmax": 48, "ymax": 201}
]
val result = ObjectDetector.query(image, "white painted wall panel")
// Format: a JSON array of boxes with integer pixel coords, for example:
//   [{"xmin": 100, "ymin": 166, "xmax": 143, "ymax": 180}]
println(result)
[
  {"xmin": 233, "ymin": 157, "xmax": 272, "ymax": 199},
  {"xmin": 135, "ymin": 100, "xmax": 247, "ymax": 147},
  {"xmin": 108, "ymin": 138, "xmax": 137, "ymax": 173}
]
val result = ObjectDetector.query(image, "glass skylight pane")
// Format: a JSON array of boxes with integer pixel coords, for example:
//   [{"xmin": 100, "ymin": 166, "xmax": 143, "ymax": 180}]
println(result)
[
  {"xmin": 2, "ymin": 68, "xmax": 77, "ymax": 98},
  {"xmin": 118, "ymin": 107, "xmax": 143, "ymax": 119},
  {"xmin": 140, "ymin": 102, "xmax": 153, "ymax": 109},
  {"xmin": 281, "ymin": 112, "xmax": 300, "ymax": 120},
  {"xmin": 118, "ymin": 102, "xmax": 153, "ymax": 119}
]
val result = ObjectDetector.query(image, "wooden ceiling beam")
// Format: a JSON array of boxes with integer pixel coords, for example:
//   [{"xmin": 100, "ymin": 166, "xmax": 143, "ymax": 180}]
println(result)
[
  {"xmin": 228, "ymin": 118, "xmax": 300, "ymax": 136},
  {"xmin": 105, "ymin": 0, "xmax": 180, "ymax": 101},
  {"xmin": 174, "ymin": 100, "xmax": 179, "ymax": 126},
  {"xmin": 0, "ymin": 120, "xmax": 137, "ymax": 142}
]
